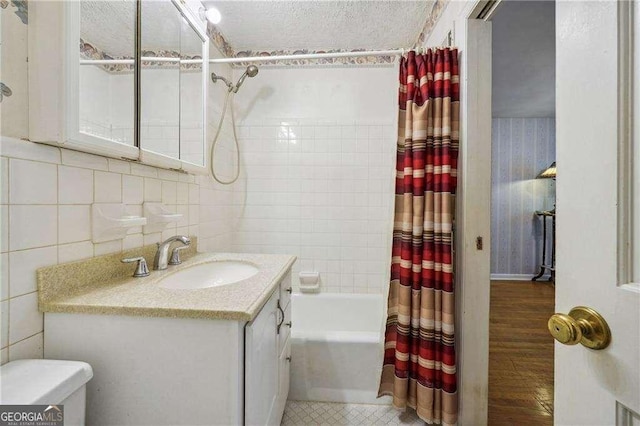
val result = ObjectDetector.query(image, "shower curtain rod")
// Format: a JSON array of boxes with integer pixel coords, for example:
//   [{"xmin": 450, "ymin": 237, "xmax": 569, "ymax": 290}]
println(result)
[
  {"xmin": 208, "ymin": 48, "xmax": 428, "ymax": 64},
  {"xmin": 78, "ymin": 48, "xmax": 450, "ymax": 66}
]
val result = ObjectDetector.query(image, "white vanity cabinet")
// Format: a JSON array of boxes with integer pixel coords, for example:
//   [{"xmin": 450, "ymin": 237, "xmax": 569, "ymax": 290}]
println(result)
[
  {"xmin": 245, "ymin": 274, "xmax": 292, "ymax": 425},
  {"xmin": 44, "ymin": 273, "xmax": 292, "ymax": 426}
]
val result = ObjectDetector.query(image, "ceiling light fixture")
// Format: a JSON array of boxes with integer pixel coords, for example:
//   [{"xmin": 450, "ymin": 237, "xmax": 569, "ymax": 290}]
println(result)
[{"xmin": 204, "ymin": 6, "xmax": 221, "ymax": 24}]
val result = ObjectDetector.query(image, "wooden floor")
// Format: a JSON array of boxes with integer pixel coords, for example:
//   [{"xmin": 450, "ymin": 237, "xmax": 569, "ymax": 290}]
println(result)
[{"xmin": 488, "ymin": 280, "xmax": 555, "ymax": 426}]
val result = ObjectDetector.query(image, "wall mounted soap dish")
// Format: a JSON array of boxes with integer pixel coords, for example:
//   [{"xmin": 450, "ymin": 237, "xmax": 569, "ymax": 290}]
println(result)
[
  {"xmin": 143, "ymin": 202, "xmax": 183, "ymax": 234},
  {"xmin": 92, "ymin": 204, "xmax": 147, "ymax": 243}
]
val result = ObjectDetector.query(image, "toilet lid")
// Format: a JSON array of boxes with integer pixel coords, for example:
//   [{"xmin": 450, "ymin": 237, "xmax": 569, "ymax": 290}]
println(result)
[{"xmin": 0, "ymin": 359, "xmax": 93, "ymax": 405}]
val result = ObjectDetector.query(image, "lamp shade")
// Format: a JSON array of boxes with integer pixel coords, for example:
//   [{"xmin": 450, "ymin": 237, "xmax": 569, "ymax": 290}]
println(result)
[{"xmin": 537, "ymin": 162, "xmax": 556, "ymax": 179}]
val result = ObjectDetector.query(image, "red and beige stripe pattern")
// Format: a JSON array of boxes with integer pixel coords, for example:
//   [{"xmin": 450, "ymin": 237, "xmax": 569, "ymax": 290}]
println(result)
[{"xmin": 379, "ymin": 48, "xmax": 460, "ymax": 425}]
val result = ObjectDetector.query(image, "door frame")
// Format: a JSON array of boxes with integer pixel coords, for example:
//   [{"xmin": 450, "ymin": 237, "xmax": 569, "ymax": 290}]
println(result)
[{"xmin": 454, "ymin": 1, "xmax": 501, "ymax": 424}]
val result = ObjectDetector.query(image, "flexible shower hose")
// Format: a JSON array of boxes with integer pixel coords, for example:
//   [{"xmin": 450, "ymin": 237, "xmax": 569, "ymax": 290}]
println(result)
[{"xmin": 209, "ymin": 89, "xmax": 240, "ymax": 185}]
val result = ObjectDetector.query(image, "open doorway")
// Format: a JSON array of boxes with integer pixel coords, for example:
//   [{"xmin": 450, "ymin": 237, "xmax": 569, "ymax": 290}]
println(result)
[{"xmin": 488, "ymin": 1, "xmax": 556, "ymax": 424}]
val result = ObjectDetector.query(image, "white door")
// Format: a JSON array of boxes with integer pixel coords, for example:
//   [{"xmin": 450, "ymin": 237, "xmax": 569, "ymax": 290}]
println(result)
[{"xmin": 555, "ymin": 1, "xmax": 640, "ymax": 424}]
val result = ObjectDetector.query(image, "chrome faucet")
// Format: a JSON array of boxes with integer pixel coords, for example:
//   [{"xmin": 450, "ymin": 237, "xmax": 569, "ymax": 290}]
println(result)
[{"xmin": 154, "ymin": 235, "xmax": 191, "ymax": 270}]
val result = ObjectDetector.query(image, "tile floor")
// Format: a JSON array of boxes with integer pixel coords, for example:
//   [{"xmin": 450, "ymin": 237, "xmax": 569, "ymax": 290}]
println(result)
[{"xmin": 281, "ymin": 401, "xmax": 424, "ymax": 426}]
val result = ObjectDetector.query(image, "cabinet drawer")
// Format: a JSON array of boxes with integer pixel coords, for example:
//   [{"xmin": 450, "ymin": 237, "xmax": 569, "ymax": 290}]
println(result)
[{"xmin": 279, "ymin": 272, "xmax": 292, "ymax": 311}]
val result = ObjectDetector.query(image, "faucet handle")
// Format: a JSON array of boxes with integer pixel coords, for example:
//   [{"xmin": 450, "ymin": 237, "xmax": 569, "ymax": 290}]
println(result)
[
  {"xmin": 169, "ymin": 246, "xmax": 189, "ymax": 265},
  {"xmin": 122, "ymin": 257, "xmax": 150, "ymax": 278}
]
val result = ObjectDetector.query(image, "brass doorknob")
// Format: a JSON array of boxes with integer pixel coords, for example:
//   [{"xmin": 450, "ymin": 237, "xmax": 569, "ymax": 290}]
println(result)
[{"xmin": 548, "ymin": 306, "xmax": 611, "ymax": 350}]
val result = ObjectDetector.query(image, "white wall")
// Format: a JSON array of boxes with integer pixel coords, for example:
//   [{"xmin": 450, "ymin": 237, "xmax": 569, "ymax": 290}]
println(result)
[
  {"xmin": 226, "ymin": 66, "xmax": 398, "ymax": 294},
  {"xmin": 491, "ymin": 118, "xmax": 555, "ymax": 278}
]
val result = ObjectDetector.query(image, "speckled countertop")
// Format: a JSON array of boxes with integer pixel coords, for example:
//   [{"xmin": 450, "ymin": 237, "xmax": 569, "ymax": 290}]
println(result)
[{"xmin": 38, "ymin": 246, "xmax": 296, "ymax": 322}]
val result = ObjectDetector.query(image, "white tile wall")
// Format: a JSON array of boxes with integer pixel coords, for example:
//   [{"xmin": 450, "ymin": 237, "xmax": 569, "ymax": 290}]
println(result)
[
  {"xmin": 9, "ymin": 246, "xmax": 57, "ymax": 297},
  {"xmin": 9, "ymin": 159, "xmax": 57, "ymax": 204},
  {"xmin": 230, "ymin": 120, "xmax": 396, "ymax": 294},
  {"xmin": 58, "ymin": 206, "xmax": 91, "ymax": 244},
  {"xmin": 94, "ymin": 171, "xmax": 122, "ymax": 203},
  {"xmin": 0, "ymin": 159, "xmax": 8, "ymax": 205},
  {"xmin": 9, "ymin": 292, "xmax": 41, "ymax": 344},
  {"xmin": 197, "ymin": 49, "xmax": 238, "ymax": 253},
  {"xmin": 123, "ymin": 175, "xmax": 144, "ymax": 204},
  {"xmin": 59, "ymin": 166, "xmax": 94, "ymax": 204},
  {"xmin": 9, "ymin": 205, "xmax": 58, "ymax": 251},
  {"xmin": 0, "ymin": 136, "xmax": 200, "ymax": 364},
  {"xmin": 220, "ymin": 66, "xmax": 399, "ymax": 295}
]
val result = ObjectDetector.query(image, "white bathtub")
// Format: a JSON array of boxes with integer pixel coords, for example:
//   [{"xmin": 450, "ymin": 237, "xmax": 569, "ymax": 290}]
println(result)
[{"xmin": 289, "ymin": 293, "xmax": 391, "ymax": 405}]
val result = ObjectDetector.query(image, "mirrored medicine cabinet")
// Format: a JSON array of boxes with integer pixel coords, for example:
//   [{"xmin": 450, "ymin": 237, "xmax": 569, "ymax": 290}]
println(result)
[{"xmin": 28, "ymin": 0, "xmax": 208, "ymax": 174}]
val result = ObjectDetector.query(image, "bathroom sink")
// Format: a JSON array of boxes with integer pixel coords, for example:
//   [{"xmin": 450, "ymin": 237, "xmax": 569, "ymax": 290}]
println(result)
[{"xmin": 158, "ymin": 261, "xmax": 259, "ymax": 290}]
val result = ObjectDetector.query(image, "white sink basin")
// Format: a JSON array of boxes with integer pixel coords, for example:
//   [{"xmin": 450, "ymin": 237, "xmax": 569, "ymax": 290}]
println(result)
[{"xmin": 158, "ymin": 261, "xmax": 259, "ymax": 290}]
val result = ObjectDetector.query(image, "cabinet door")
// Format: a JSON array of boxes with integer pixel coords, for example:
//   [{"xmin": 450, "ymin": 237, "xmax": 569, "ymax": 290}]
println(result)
[
  {"xmin": 274, "ymin": 338, "xmax": 291, "ymax": 425},
  {"xmin": 29, "ymin": 1, "xmax": 139, "ymax": 160},
  {"xmin": 245, "ymin": 290, "xmax": 279, "ymax": 426}
]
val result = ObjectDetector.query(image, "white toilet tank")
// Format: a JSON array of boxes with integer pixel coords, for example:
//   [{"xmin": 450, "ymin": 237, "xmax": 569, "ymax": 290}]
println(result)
[{"xmin": 0, "ymin": 359, "xmax": 93, "ymax": 426}]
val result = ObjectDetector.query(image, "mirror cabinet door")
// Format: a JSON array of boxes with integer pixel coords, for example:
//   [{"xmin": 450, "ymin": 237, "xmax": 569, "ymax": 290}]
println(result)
[
  {"xmin": 179, "ymin": 18, "xmax": 206, "ymax": 167},
  {"xmin": 29, "ymin": 0, "xmax": 209, "ymax": 169},
  {"xmin": 79, "ymin": 0, "xmax": 136, "ymax": 146},
  {"xmin": 140, "ymin": 0, "xmax": 181, "ymax": 160}
]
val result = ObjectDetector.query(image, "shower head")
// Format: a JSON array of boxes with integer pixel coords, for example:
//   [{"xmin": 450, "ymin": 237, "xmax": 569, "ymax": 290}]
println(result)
[
  {"xmin": 233, "ymin": 65, "xmax": 259, "ymax": 93},
  {"xmin": 246, "ymin": 65, "xmax": 259, "ymax": 77}
]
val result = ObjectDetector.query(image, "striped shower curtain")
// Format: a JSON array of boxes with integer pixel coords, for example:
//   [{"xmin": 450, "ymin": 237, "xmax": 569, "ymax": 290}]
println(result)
[{"xmin": 378, "ymin": 49, "xmax": 460, "ymax": 425}]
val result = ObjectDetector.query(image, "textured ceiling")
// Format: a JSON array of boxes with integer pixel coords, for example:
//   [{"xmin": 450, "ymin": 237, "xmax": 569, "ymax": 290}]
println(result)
[
  {"xmin": 492, "ymin": 1, "xmax": 555, "ymax": 117},
  {"xmin": 202, "ymin": 1, "xmax": 433, "ymax": 51},
  {"xmin": 81, "ymin": 1, "xmax": 202, "ymax": 57},
  {"xmin": 80, "ymin": 1, "xmax": 136, "ymax": 56}
]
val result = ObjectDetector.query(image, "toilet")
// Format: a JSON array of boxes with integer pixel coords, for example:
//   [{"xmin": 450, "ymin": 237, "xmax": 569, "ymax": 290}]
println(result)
[{"xmin": 0, "ymin": 359, "xmax": 93, "ymax": 426}]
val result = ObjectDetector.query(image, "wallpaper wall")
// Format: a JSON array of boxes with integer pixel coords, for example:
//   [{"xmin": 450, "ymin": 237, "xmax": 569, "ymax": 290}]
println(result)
[
  {"xmin": 1, "ymin": 0, "xmax": 29, "ymax": 139},
  {"xmin": 491, "ymin": 118, "xmax": 556, "ymax": 279}
]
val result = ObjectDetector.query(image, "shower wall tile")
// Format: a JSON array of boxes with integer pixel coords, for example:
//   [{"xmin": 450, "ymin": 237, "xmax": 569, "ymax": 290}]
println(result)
[
  {"xmin": 197, "ymin": 51, "xmax": 238, "ymax": 254},
  {"xmin": 491, "ymin": 118, "xmax": 556, "ymax": 278},
  {"xmin": 207, "ymin": 66, "xmax": 399, "ymax": 295},
  {"xmin": 230, "ymin": 121, "xmax": 396, "ymax": 295}
]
